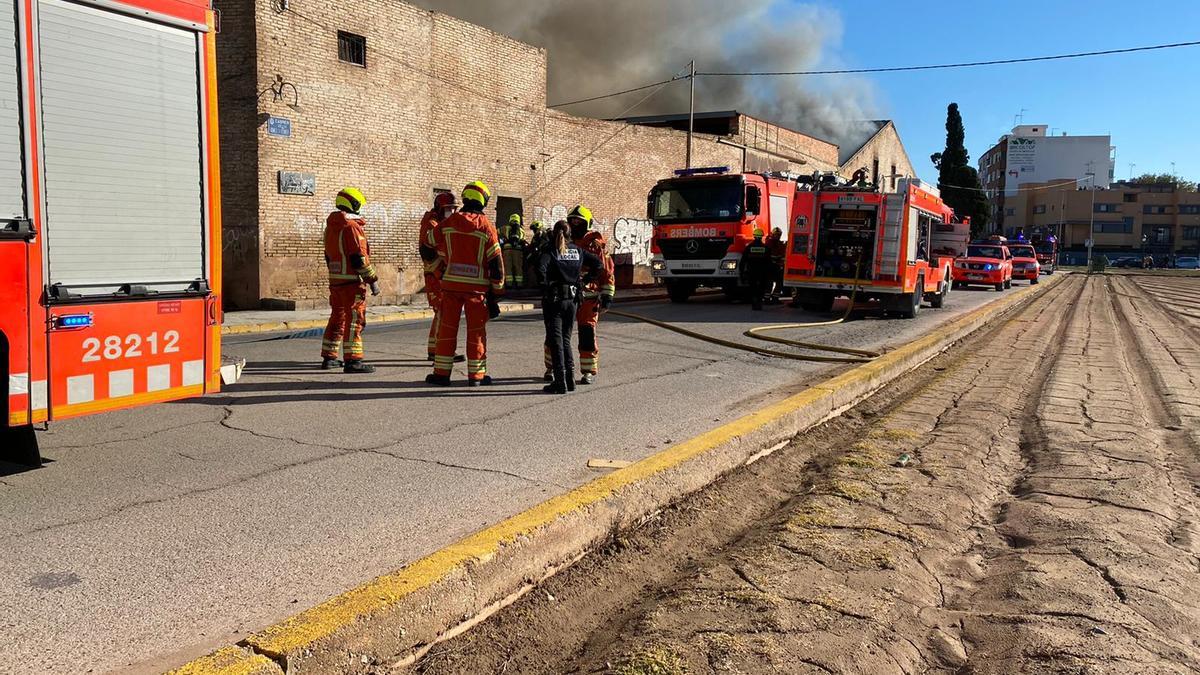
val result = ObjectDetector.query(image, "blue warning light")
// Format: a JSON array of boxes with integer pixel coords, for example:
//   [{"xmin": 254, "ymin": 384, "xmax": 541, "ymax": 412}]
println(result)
[{"xmin": 56, "ymin": 314, "xmax": 93, "ymax": 329}]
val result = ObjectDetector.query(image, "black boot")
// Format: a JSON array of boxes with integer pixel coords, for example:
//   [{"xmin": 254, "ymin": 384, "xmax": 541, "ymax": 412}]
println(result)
[
  {"xmin": 467, "ymin": 375, "xmax": 494, "ymax": 387},
  {"xmin": 321, "ymin": 358, "xmax": 343, "ymax": 370},
  {"xmin": 543, "ymin": 381, "xmax": 567, "ymax": 394},
  {"xmin": 343, "ymin": 360, "xmax": 375, "ymax": 374},
  {"xmin": 425, "ymin": 373, "xmax": 451, "ymax": 386}
]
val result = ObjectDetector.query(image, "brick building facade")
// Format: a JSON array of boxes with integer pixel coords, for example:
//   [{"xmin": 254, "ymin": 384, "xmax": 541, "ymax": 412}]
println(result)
[
  {"xmin": 837, "ymin": 120, "xmax": 915, "ymax": 192},
  {"xmin": 214, "ymin": 0, "xmax": 843, "ymax": 308}
]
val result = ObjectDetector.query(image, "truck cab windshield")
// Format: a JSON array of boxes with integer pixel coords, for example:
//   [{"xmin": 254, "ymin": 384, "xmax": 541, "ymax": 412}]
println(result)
[
  {"xmin": 652, "ymin": 178, "xmax": 744, "ymax": 223},
  {"xmin": 967, "ymin": 245, "xmax": 1004, "ymax": 259},
  {"xmin": 1008, "ymin": 245, "xmax": 1036, "ymax": 258}
]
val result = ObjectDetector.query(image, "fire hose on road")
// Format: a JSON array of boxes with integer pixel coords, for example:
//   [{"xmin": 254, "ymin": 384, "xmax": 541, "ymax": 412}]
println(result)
[{"xmin": 606, "ymin": 262, "xmax": 880, "ymax": 364}]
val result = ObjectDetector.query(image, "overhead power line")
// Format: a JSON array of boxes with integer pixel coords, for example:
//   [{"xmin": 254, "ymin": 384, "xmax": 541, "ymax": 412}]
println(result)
[
  {"xmin": 552, "ymin": 39, "xmax": 1200, "ymax": 107},
  {"xmin": 550, "ymin": 77, "xmax": 685, "ymax": 108},
  {"xmin": 700, "ymin": 40, "xmax": 1200, "ymax": 76}
]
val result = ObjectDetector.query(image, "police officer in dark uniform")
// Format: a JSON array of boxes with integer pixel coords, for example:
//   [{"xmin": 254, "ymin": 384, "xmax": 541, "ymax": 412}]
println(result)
[
  {"xmin": 742, "ymin": 228, "xmax": 771, "ymax": 311},
  {"xmin": 538, "ymin": 221, "xmax": 609, "ymax": 394}
]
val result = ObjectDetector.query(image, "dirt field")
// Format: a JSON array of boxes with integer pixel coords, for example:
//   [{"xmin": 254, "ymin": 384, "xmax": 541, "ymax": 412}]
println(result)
[{"xmin": 403, "ymin": 274, "xmax": 1200, "ymax": 674}]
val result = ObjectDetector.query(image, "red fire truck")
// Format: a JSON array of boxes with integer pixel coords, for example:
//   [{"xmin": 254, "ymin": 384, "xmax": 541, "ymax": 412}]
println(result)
[
  {"xmin": 784, "ymin": 178, "xmax": 969, "ymax": 318},
  {"xmin": 647, "ymin": 166, "xmax": 799, "ymax": 303},
  {"xmin": 1, "ymin": 0, "xmax": 224, "ymax": 465}
]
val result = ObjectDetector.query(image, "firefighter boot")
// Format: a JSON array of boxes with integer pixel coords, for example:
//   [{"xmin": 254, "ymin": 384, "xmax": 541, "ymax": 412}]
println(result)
[
  {"xmin": 425, "ymin": 373, "xmax": 451, "ymax": 386},
  {"xmin": 543, "ymin": 381, "xmax": 567, "ymax": 395},
  {"xmin": 321, "ymin": 358, "xmax": 343, "ymax": 370},
  {"xmin": 467, "ymin": 375, "xmax": 494, "ymax": 388},
  {"xmin": 343, "ymin": 360, "xmax": 376, "ymax": 374},
  {"xmin": 579, "ymin": 373, "xmax": 595, "ymax": 385}
]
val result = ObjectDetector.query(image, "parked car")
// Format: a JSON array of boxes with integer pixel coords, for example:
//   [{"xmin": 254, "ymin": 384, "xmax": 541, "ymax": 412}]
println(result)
[
  {"xmin": 1177, "ymin": 256, "xmax": 1200, "ymax": 270},
  {"xmin": 1007, "ymin": 243, "xmax": 1040, "ymax": 284},
  {"xmin": 952, "ymin": 241, "xmax": 1013, "ymax": 292}
]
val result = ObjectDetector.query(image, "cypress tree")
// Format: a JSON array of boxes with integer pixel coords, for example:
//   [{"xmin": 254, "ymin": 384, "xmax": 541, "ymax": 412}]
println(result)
[{"xmin": 930, "ymin": 103, "xmax": 990, "ymax": 236}]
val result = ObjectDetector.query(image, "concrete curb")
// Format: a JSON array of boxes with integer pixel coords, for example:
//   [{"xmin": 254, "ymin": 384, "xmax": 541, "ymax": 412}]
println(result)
[{"xmin": 174, "ymin": 275, "xmax": 1066, "ymax": 674}]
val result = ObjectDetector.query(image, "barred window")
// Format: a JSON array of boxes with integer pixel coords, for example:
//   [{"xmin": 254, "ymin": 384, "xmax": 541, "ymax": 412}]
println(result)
[{"xmin": 338, "ymin": 31, "xmax": 366, "ymax": 67}]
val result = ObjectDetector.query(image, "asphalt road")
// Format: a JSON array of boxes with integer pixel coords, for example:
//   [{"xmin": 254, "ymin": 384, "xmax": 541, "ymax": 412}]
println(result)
[{"xmin": 0, "ymin": 284, "xmax": 1024, "ymax": 673}]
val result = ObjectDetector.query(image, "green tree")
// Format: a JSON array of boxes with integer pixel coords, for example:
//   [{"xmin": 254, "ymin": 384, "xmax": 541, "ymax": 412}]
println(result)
[
  {"xmin": 1130, "ymin": 173, "xmax": 1197, "ymax": 192},
  {"xmin": 930, "ymin": 103, "xmax": 990, "ymax": 237}
]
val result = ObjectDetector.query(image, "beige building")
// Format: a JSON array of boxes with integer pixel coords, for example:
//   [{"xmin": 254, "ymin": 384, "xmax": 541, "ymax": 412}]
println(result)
[
  {"xmin": 838, "ymin": 120, "xmax": 916, "ymax": 191},
  {"xmin": 214, "ymin": 0, "xmax": 851, "ymax": 309},
  {"xmin": 1002, "ymin": 180, "xmax": 1200, "ymax": 260}
]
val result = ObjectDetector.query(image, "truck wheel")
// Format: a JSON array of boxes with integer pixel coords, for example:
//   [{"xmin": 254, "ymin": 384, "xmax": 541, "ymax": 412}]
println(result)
[
  {"xmin": 894, "ymin": 276, "xmax": 922, "ymax": 319},
  {"xmin": 1031, "ymin": 277, "xmax": 1039, "ymax": 285},
  {"xmin": 666, "ymin": 280, "xmax": 694, "ymax": 304},
  {"xmin": 0, "ymin": 424, "xmax": 40, "ymax": 467},
  {"xmin": 796, "ymin": 291, "xmax": 835, "ymax": 313},
  {"xmin": 721, "ymin": 282, "xmax": 742, "ymax": 302},
  {"xmin": 930, "ymin": 278, "xmax": 949, "ymax": 308}
]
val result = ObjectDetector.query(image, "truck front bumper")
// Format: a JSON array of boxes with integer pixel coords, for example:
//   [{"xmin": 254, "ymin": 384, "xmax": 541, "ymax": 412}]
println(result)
[{"xmin": 651, "ymin": 255, "xmax": 741, "ymax": 279}]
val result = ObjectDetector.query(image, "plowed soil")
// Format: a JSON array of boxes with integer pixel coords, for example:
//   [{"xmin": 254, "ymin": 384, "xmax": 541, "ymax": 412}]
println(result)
[{"xmin": 405, "ymin": 274, "xmax": 1200, "ymax": 674}]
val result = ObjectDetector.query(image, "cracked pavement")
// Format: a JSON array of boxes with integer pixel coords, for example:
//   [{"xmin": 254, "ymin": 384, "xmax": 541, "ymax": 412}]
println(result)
[
  {"xmin": 413, "ymin": 274, "xmax": 1200, "ymax": 674},
  {"xmin": 0, "ymin": 290, "xmax": 1013, "ymax": 674}
]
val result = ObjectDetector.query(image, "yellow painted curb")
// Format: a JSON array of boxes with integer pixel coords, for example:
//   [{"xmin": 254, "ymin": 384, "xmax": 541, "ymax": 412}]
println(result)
[
  {"xmin": 168, "ymin": 647, "xmax": 281, "ymax": 675},
  {"xmin": 177, "ymin": 276, "xmax": 1064, "ymax": 673},
  {"xmin": 219, "ymin": 304, "xmax": 537, "ymax": 336}
]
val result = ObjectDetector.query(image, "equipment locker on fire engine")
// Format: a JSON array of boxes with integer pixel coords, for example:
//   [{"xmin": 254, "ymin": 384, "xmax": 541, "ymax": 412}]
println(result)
[
  {"xmin": 39, "ymin": 0, "xmax": 206, "ymax": 294},
  {"xmin": 0, "ymin": 0, "xmax": 23, "ymax": 220}
]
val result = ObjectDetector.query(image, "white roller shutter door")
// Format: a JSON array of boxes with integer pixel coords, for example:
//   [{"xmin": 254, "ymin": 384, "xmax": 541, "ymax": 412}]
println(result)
[
  {"xmin": 0, "ymin": 2, "xmax": 24, "ymax": 219},
  {"xmin": 39, "ymin": 0, "xmax": 203, "ymax": 288}
]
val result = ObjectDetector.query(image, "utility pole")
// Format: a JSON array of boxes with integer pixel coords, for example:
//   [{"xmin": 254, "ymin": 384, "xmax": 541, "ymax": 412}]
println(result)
[
  {"xmin": 685, "ymin": 60, "xmax": 695, "ymax": 169},
  {"xmin": 1128, "ymin": 163, "xmax": 1135, "ymax": 180},
  {"xmin": 1086, "ymin": 165, "xmax": 1097, "ymax": 269}
]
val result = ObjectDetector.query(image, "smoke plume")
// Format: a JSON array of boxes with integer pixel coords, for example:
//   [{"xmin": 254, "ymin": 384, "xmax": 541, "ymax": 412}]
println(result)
[{"xmin": 409, "ymin": 0, "xmax": 881, "ymax": 151}]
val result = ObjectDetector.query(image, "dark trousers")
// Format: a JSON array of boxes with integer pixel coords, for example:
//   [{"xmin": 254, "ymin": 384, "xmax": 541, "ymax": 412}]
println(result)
[
  {"xmin": 543, "ymin": 298, "xmax": 578, "ymax": 385},
  {"xmin": 749, "ymin": 276, "xmax": 766, "ymax": 310}
]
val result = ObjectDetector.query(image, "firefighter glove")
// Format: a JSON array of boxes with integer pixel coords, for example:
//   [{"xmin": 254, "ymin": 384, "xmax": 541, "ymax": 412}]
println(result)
[
  {"xmin": 369, "ymin": 281, "xmax": 381, "ymax": 296},
  {"xmin": 487, "ymin": 293, "xmax": 501, "ymax": 320},
  {"xmin": 600, "ymin": 293, "xmax": 613, "ymax": 310}
]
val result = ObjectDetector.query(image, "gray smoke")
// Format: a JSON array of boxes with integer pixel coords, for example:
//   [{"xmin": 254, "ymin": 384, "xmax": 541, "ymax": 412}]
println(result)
[{"xmin": 409, "ymin": 0, "xmax": 881, "ymax": 151}]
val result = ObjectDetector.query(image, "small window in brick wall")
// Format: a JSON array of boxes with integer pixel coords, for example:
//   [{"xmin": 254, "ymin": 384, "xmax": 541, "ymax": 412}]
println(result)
[{"xmin": 338, "ymin": 31, "xmax": 366, "ymax": 67}]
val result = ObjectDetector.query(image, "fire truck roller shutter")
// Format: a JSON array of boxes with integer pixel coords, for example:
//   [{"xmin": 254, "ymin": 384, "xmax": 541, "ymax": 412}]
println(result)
[
  {"xmin": 769, "ymin": 194, "xmax": 788, "ymax": 241},
  {"xmin": 38, "ymin": 0, "xmax": 203, "ymax": 292},
  {"xmin": 0, "ymin": 0, "xmax": 24, "ymax": 219}
]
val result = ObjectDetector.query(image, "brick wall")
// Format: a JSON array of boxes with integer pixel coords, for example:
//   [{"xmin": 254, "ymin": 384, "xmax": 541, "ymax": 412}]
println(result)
[
  {"xmin": 217, "ymin": 0, "xmax": 811, "ymax": 307},
  {"xmin": 213, "ymin": 0, "xmax": 260, "ymax": 309},
  {"xmin": 733, "ymin": 114, "xmax": 840, "ymax": 172},
  {"xmin": 839, "ymin": 121, "xmax": 916, "ymax": 192}
]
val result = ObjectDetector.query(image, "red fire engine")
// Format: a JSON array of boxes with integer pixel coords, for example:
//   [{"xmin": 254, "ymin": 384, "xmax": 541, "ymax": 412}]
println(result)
[
  {"xmin": 1, "ymin": 0, "xmax": 224, "ymax": 465},
  {"xmin": 647, "ymin": 166, "xmax": 799, "ymax": 303},
  {"xmin": 784, "ymin": 177, "xmax": 969, "ymax": 318}
]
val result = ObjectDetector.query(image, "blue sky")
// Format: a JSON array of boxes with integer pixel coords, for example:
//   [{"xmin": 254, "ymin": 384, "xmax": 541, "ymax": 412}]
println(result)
[{"xmin": 808, "ymin": 1, "xmax": 1200, "ymax": 184}]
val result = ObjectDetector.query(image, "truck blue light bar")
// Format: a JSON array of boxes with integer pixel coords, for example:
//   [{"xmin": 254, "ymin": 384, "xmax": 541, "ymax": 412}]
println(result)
[
  {"xmin": 674, "ymin": 166, "xmax": 730, "ymax": 177},
  {"xmin": 55, "ymin": 314, "xmax": 93, "ymax": 329}
]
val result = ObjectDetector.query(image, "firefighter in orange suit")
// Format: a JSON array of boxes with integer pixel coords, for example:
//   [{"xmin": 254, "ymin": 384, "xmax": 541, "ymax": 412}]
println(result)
[
  {"xmin": 425, "ymin": 181, "xmax": 504, "ymax": 387},
  {"xmin": 322, "ymin": 187, "xmax": 380, "ymax": 373},
  {"xmin": 419, "ymin": 192, "xmax": 459, "ymax": 360},
  {"xmin": 543, "ymin": 205, "xmax": 614, "ymax": 385}
]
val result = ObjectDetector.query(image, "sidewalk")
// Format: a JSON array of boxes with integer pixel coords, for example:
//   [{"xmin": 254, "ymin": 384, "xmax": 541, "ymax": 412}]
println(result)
[{"xmin": 221, "ymin": 285, "xmax": 681, "ymax": 335}]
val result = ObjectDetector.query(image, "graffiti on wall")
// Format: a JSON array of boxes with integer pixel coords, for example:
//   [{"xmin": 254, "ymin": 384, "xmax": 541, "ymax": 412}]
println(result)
[
  {"xmin": 611, "ymin": 217, "xmax": 654, "ymax": 266},
  {"xmin": 290, "ymin": 198, "xmax": 428, "ymax": 249}
]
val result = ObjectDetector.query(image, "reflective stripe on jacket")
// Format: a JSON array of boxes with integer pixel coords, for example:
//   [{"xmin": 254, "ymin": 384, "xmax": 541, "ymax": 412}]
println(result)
[
  {"xmin": 435, "ymin": 210, "xmax": 503, "ymax": 294},
  {"xmin": 419, "ymin": 210, "xmax": 444, "ymax": 275},
  {"xmin": 324, "ymin": 211, "xmax": 377, "ymax": 286},
  {"xmin": 574, "ymin": 230, "xmax": 616, "ymax": 298}
]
